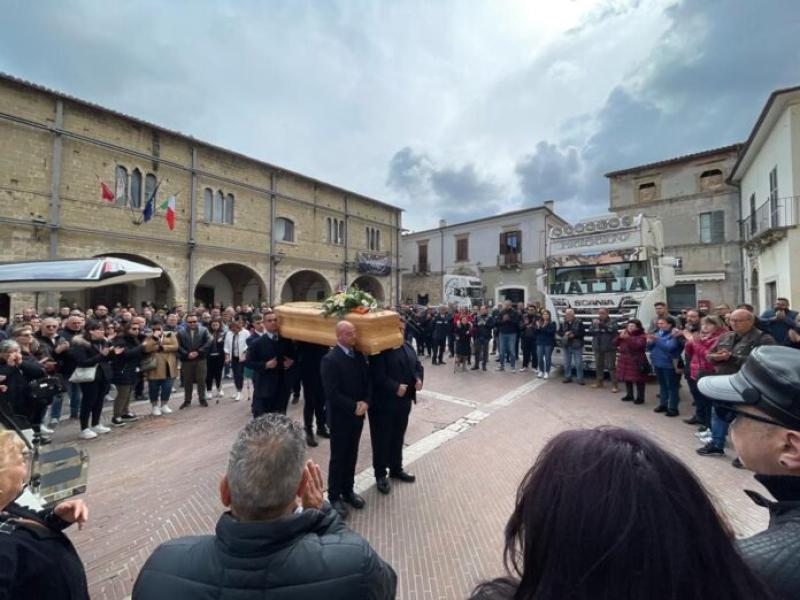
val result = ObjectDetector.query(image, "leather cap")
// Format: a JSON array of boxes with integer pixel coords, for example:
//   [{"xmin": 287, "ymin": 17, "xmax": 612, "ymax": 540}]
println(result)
[{"xmin": 699, "ymin": 346, "xmax": 800, "ymax": 429}]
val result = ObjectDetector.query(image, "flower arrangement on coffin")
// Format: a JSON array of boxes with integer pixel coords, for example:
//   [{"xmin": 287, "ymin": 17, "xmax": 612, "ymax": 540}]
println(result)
[{"xmin": 320, "ymin": 287, "xmax": 379, "ymax": 319}]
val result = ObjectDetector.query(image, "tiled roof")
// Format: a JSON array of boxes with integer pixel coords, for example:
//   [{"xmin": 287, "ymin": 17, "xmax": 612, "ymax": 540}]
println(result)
[{"xmin": 604, "ymin": 144, "xmax": 742, "ymax": 178}]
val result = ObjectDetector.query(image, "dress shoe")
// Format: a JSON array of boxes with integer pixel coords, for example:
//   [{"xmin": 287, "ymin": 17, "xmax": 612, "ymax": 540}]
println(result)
[
  {"xmin": 470, "ymin": 365, "xmax": 479, "ymax": 371},
  {"xmin": 683, "ymin": 416, "xmax": 702, "ymax": 425},
  {"xmin": 342, "ymin": 492, "xmax": 366, "ymax": 509},
  {"xmin": 665, "ymin": 409, "xmax": 679, "ymax": 417},
  {"xmin": 199, "ymin": 400, "xmax": 209, "ymax": 407},
  {"xmin": 179, "ymin": 401, "xmax": 191, "ymax": 410},
  {"xmin": 390, "ymin": 470, "xmax": 416, "ymax": 483},
  {"xmin": 332, "ymin": 499, "xmax": 349, "ymax": 519},
  {"xmin": 653, "ymin": 405, "xmax": 667, "ymax": 413},
  {"xmin": 317, "ymin": 425, "xmax": 331, "ymax": 439},
  {"xmin": 305, "ymin": 432, "xmax": 318, "ymax": 447},
  {"xmin": 376, "ymin": 477, "xmax": 391, "ymax": 494},
  {"xmin": 633, "ymin": 398, "xmax": 644, "ymax": 405},
  {"xmin": 731, "ymin": 457, "xmax": 744, "ymax": 469},
  {"xmin": 562, "ymin": 377, "xmax": 572, "ymax": 384},
  {"xmin": 620, "ymin": 395, "xmax": 633, "ymax": 402},
  {"xmin": 696, "ymin": 443, "xmax": 724, "ymax": 456}
]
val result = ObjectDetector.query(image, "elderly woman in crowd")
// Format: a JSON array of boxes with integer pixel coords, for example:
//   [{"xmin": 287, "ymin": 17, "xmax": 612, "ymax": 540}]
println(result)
[
  {"xmin": 0, "ymin": 430, "xmax": 90, "ymax": 599},
  {"xmin": 4, "ymin": 328, "xmax": 49, "ymax": 443},
  {"xmin": 682, "ymin": 315, "xmax": 726, "ymax": 429},
  {"xmin": 613, "ymin": 319, "xmax": 649, "ymax": 404}
]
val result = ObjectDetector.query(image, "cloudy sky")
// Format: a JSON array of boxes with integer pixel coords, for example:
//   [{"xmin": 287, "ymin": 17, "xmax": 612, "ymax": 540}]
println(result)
[{"xmin": 2, "ymin": 0, "xmax": 799, "ymax": 231}]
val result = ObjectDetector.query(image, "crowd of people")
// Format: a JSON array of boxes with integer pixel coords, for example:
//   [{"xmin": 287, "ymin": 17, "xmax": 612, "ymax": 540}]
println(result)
[{"xmin": 1, "ymin": 295, "xmax": 799, "ymax": 598}]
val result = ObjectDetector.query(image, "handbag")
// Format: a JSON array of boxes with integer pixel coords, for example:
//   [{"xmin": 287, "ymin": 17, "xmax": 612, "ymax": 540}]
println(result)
[
  {"xmin": 638, "ymin": 360, "xmax": 652, "ymax": 375},
  {"xmin": 140, "ymin": 353, "xmax": 158, "ymax": 372},
  {"xmin": 28, "ymin": 375, "xmax": 66, "ymax": 406},
  {"xmin": 69, "ymin": 365, "xmax": 98, "ymax": 383}
]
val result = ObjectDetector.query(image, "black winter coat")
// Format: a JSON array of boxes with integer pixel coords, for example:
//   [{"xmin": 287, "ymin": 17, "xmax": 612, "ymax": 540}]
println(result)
[
  {"xmin": 110, "ymin": 334, "xmax": 144, "ymax": 385},
  {"xmin": 70, "ymin": 336, "xmax": 113, "ymax": 383},
  {"xmin": 738, "ymin": 474, "xmax": 800, "ymax": 600},
  {"xmin": 131, "ymin": 505, "xmax": 397, "ymax": 600}
]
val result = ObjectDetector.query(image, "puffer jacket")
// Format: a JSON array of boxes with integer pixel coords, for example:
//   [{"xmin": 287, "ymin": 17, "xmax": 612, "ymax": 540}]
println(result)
[
  {"xmin": 646, "ymin": 329, "xmax": 680, "ymax": 369},
  {"xmin": 132, "ymin": 504, "xmax": 397, "ymax": 600},
  {"xmin": 683, "ymin": 331, "xmax": 723, "ymax": 380},
  {"xmin": 738, "ymin": 474, "xmax": 800, "ymax": 600}
]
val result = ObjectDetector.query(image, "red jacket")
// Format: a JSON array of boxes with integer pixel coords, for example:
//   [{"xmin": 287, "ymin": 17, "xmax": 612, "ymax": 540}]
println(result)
[{"xmin": 684, "ymin": 330, "xmax": 725, "ymax": 380}]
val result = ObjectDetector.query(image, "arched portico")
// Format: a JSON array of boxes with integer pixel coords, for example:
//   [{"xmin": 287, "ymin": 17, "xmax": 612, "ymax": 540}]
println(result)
[
  {"xmin": 194, "ymin": 263, "xmax": 268, "ymax": 308},
  {"xmin": 280, "ymin": 270, "xmax": 332, "ymax": 303},
  {"xmin": 351, "ymin": 275, "xmax": 385, "ymax": 301}
]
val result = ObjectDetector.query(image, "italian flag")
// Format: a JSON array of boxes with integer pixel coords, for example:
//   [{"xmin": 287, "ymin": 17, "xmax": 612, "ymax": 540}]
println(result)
[{"xmin": 160, "ymin": 196, "xmax": 176, "ymax": 230}]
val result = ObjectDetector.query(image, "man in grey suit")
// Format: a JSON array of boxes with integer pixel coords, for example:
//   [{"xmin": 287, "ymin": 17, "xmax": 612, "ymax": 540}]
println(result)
[{"xmin": 177, "ymin": 315, "xmax": 211, "ymax": 408}]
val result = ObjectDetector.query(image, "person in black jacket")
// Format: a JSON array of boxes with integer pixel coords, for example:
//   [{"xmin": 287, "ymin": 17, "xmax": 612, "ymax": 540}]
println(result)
[
  {"xmin": 699, "ymin": 346, "xmax": 800, "ymax": 600},
  {"xmin": 109, "ymin": 321, "xmax": 154, "ymax": 426},
  {"xmin": 0, "ymin": 430, "xmax": 91, "ymax": 600},
  {"xmin": 558, "ymin": 309, "xmax": 586, "ymax": 384},
  {"xmin": 5, "ymin": 328, "xmax": 49, "ymax": 443},
  {"xmin": 430, "ymin": 306, "xmax": 451, "ymax": 366},
  {"xmin": 245, "ymin": 314, "xmax": 296, "ymax": 417},
  {"xmin": 321, "ymin": 321, "xmax": 370, "ymax": 519},
  {"xmin": 470, "ymin": 306, "xmax": 494, "ymax": 371},
  {"xmin": 70, "ymin": 321, "xmax": 117, "ymax": 440},
  {"xmin": 297, "ymin": 341, "xmax": 329, "ymax": 446},
  {"xmin": 368, "ymin": 322, "xmax": 423, "ymax": 494},
  {"xmin": 132, "ymin": 414, "xmax": 396, "ymax": 600}
]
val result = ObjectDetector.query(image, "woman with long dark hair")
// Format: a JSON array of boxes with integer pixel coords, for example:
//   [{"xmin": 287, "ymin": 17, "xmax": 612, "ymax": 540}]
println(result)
[
  {"xmin": 534, "ymin": 310, "xmax": 556, "ymax": 379},
  {"xmin": 205, "ymin": 318, "xmax": 226, "ymax": 401},
  {"xmin": 70, "ymin": 320, "xmax": 117, "ymax": 439},
  {"xmin": 110, "ymin": 321, "xmax": 154, "ymax": 427},
  {"xmin": 470, "ymin": 427, "xmax": 774, "ymax": 600}
]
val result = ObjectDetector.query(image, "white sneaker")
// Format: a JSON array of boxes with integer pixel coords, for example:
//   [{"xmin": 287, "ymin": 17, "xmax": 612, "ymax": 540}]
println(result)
[
  {"xmin": 49, "ymin": 417, "xmax": 60, "ymax": 426},
  {"xmin": 151, "ymin": 405, "xmax": 162, "ymax": 417},
  {"xmin": 234, "ymin": 392, "xmax": 241, "ymax": 402},
  {"xmin": 40, "ymin": 424, "xmax": 54, "ymax": 435},
  {"xmin": 695, "ymin": 429, "xmax": 711, "ymax": 438},
  {"xmin": 216, "ymin": 389, "xmax": 224, "ymax": 398},
  {"xmin": 536, "ymin": 371, "xmax": 543, "ymax": 378},
  {"xmin": 543, "ymin": 372, "xmax": 549, "ymax": 380},
  {"xmin": 160, "ymin": 404, "xmax": 173, "ymax": 414},
  {"xmin": 92, "ymin": 423, "xmax": 111, "ymax": 434},
  {"xmin": 518, "ymin": 367, "xmax": 527, "ymax": 372},
  {"xmin": 79, "ymin": 428, "xmax": 98, "ymax": 440}
]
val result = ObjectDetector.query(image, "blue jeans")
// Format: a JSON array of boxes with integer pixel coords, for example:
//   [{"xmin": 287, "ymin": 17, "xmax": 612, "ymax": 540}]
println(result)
[
  {"xmin": 537, "ymin": 343, "xmax": 554, "ymax": 373},
  {"xmin": 655, "ymin": 367, "xmax": 679, "ymax": 410},
  {"xmin": 148, "ymin": 379, "xmax": 173, "ymax": 405},
  {"xmin": 498, "ymin": 333, "xmax": 517, "ymax": 369},
  {"xmin": 563, "ymin": 346, "xmax": 584, "ymax": 381},
  {"xmin": 50, "ymin": 382, "xmax": 82, "ymax": 420},
  {"xmin": 710, "ymin": 406, "xmax": 729, "ymax": 450}
]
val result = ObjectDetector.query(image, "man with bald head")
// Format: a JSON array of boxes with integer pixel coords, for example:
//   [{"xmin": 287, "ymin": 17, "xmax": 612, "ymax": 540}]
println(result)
[
  {"xmin": 321, "ymin": 321, "xmax": 371, "ymax": 519},
  {"xmin": 697, "ymin": 307, "xmax": 775, "ymax": 459}
]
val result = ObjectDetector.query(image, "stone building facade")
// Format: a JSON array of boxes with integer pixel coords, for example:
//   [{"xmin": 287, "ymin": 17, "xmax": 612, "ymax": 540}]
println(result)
[
  {"xmin": 606, "ymin": 145, "xmax": 744, "ymax": 309},
  {"xmin": 401, "ymin": 204, "xmax": 565, "ymax": 306},
  {"xmin": 0, "ymin": 73, "xmax": 402, "ymax": 317}
]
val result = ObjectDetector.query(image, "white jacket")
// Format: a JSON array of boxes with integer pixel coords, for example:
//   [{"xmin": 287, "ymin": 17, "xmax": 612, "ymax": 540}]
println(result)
[{"xmin": 224, "ymin": 330, "xmax": 249, "ymax": 359}]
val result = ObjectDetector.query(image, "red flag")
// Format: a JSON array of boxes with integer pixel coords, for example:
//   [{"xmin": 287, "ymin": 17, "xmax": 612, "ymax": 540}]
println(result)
[{"xmin": 100, "ymin": 181, "xmax": 114, "ymax": 202}]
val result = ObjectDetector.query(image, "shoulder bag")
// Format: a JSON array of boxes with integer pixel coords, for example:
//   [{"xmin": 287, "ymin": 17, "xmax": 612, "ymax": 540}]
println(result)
[{"xmin": 69, "ymin": 365, "xmax": 98, "ymax": 383}]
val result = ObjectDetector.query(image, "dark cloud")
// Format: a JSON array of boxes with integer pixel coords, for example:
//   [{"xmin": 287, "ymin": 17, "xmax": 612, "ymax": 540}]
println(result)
[
  {"xmin": 515, "ymin": 141, "xmax": 581, "ymax": 204},
  {"xmin": 387, "ymin": 147, "xmax": 502, "ymax": 228}
]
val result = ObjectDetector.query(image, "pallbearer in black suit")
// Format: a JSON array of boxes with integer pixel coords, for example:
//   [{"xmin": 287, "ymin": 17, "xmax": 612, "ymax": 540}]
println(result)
[
  {"xmin": 320, "ymin": 321, "xmax": 370, "ymax": 520},
  {"xmin": 368, "ymin": 320, "xmax": 423, "ymax": 494},
  {"xmin": 245, "ymin": 313, "xmax": 296, "ymax": 417}
]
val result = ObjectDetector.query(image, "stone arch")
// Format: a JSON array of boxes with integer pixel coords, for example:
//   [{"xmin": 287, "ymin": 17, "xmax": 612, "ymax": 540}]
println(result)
[
  {"xmin": 280, "ymin": 269, "xmax": 332, "ymax": 303},
  {"xmin": 88, "ymin": 253, "xmax": 176, "ymax": 310},
  {"xmin": 194, "ymin": 263, "xmax": 268, "ymax": 308},
  {"xmin": 351, "ymin": 275, "xmax": 385, "ymax": 301}
]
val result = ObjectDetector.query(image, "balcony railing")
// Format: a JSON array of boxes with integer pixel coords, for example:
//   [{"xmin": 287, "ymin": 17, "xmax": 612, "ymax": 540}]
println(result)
[
  {"xmin": 413, "ymin": 262, "xmax": 430, "ymax": 274},
  {"xmin": 497, "ymin": 252, "xmax": 522, "ymax": 267},
  {"xmin": 742, "ymin": 197, "xmax": 800, "ymax": 243}
]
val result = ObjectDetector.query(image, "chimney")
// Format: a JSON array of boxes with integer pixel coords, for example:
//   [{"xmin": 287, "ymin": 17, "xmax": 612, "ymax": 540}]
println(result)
[
  {"xmin": 438, "ymin": 219, "xmax": 447, "ymax": 228},
  {"xmin": 544, "ymin": 200, "xmax": 555, "ymax": 213}
]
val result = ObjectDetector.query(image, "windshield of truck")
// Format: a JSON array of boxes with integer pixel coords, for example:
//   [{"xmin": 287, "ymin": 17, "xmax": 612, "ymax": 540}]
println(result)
[
  {"xmin": 548, "ymin": 261, "xmax": 652, "ymax": 294},
  {"xmin": 466, "ymin": 287, "xmax": 482, "ymax": 299}
]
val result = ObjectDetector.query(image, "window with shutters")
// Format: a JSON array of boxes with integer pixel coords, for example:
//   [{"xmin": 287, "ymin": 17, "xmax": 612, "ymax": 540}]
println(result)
[
  {"xmin": 769, "ymin": 167, "xmax": 778, "ymax": 227},
  {"xmin": 130, "ymin": 168, "xmax": 142, "ymax": 209},
  {"xmin": 114, "ymin": 166, "xmax": 128, "ymax": 207},
  {"xmin": 499, "ymin": 230, "xmax": 522, "ymax": 265},
  {"xmin": 699, "ymin": 211, "xmax": 724, "ymax": 244},
  {"xmin": 417, "ymin": 243, "xmax": 428, "ymax": 272},
  {"xmin": 455, "ymin": 237, "xmax": 469, "ymax": 262}
]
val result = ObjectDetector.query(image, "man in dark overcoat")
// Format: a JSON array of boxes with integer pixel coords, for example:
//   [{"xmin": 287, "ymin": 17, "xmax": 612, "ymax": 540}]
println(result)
[
  {"xmin": 245, "ymin": 313, "xmax": 296, "ymax": 417},
  {"xmin": 368, "ymin": 320, "xmax": 423, "ymax": 494},
  {"xmin": 320, "ymin": 321, "xmax": 370, "ymax": 519}
]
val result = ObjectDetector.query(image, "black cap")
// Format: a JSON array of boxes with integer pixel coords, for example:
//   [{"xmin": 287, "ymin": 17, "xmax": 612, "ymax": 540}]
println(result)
[{"xmin": 699, "ymin": 346, "xmax": 800, "ymax": 430}]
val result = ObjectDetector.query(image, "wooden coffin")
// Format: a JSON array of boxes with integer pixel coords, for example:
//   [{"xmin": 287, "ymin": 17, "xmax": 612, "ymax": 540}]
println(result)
[{"xmin": 274, "ymin": 302, "xmax": 403, "ymax": 355}]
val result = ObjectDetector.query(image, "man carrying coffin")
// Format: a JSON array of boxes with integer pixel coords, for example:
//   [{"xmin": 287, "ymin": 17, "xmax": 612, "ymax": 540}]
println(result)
[
  {"xmin": 369, "ymin": 320, "xmax": 424, "ymax": 495},
  {"xmin": 320, "ymin": 321, "xmax": 370, "ymax": 520},
  {"xmin": 246, "ymin": 313, "xmax": 296, "ymax": 417}
]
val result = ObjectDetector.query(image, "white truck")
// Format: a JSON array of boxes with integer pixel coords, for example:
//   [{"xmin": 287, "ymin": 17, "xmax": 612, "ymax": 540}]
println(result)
[
  {"xmin": 537, "ymin": 214, "xmax": 675, "ymax": 369},
  {"xmin": 443, "ymin": 274, "xmax": 483, "ymax": 308}
]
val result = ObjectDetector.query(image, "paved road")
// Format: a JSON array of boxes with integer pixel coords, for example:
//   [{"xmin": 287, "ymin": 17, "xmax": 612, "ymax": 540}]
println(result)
[{"xmin": 48, "ymin": 357, "xmax": 769, "ymax": 600}]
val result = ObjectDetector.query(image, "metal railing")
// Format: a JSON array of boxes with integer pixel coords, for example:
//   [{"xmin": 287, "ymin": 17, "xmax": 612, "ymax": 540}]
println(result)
[
  {"xmin": 497, "ymin": 252, "xmax": 522, "ymax": 267},
  {"xmin": 741, "ymin": 196, "xmax": 800, "ymax": 243}
]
